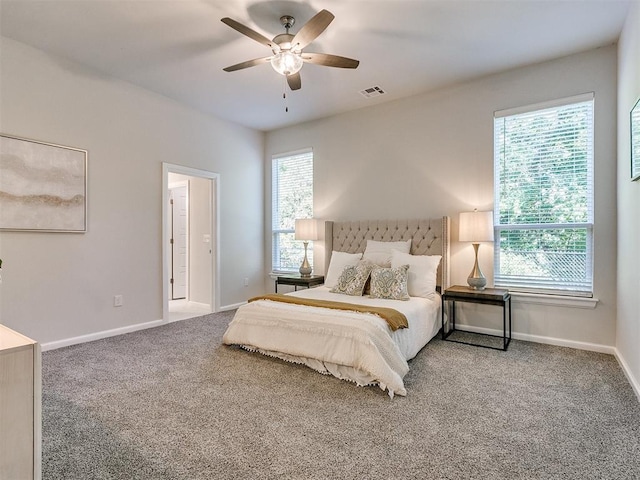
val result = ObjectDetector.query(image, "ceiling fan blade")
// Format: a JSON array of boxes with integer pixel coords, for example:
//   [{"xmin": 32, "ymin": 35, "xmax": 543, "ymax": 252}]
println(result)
[
  {"xmin": 301, "ymin": 53, "xmax": 359, "ymax": 69},
  {"xmin": 221, "ymin": 17, "xmax": 278, "ymax": 51},
  {"xmin": 287, "ymin": 72, "xmax": 302, "ymax": 91},
  {"xmin": 223, "ymin": 57, "xmax": 271, "ymax": 72},
  {"xmin": 290, "ymin": 9, "xmax": 334, "ymax": 50}
]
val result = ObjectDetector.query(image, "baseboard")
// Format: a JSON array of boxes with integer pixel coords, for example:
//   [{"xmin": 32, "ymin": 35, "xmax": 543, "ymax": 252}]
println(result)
[
  {"xmin": 454, "ymin": 324, "xmax": 616, "ymax": 355},
  {"xmin": 613, "ymin": 349, "xmax": 640, "ymax": 402},
  {"xmin": 186, "ymin": 301, "xmax": 210, "ymax": 311},
  {"xmin": 219, "ymin": 301, "xmax": 245, "ymax": 312},
  {"xmin": 41, "ymin": 319, "xmax": 165, "ymax": 352},
  {"xmin": 42, "ymin": 304, "xmax": 243, "ymax": 351}
]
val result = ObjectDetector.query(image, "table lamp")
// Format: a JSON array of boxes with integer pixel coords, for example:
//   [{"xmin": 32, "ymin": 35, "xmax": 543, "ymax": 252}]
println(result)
[
  {"xmin": 294, "ymin": 218, "xmax": 318, "ymax": 277},
  {"xmin": 459, "ymin": 210, "xmax": 494, "ymax": 290}
]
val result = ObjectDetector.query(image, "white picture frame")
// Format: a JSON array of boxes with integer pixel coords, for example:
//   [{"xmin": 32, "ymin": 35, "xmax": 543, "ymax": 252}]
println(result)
[{"xmin": 0, "ymin": 133, "xmax": 87, "ymax": 232}]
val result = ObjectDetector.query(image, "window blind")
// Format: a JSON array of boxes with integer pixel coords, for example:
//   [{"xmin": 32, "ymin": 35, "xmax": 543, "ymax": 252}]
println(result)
[
  {"xmin": 272, "ymin": 149, "xmax": 313, "ymax": 272},
  {"xmin": 494, "ymin": 94, "xmax": 594, "ymax": 295}
]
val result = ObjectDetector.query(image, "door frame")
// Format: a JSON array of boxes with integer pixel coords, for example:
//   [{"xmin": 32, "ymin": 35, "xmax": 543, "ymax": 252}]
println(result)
[{"xmin": 162, "ymin": 163, "xmax": 220, "ymax": 320}]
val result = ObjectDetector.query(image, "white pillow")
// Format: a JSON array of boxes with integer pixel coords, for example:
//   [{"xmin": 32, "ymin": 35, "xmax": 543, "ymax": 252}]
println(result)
[
  {"xmin": 325, "ymin": 251, "xmax": 363, "ymax": 288},
  {"xmin": 362, "ymin": 239, "xmax": 412, "ymax": 267},
  {"xmin": 391, "ymin": 251, "xmax": 442, "ymax": 297}
]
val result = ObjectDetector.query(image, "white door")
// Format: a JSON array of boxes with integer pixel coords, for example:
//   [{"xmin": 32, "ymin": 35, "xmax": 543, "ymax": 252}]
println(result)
[{"xmin": 170, "ymin": 184, "xmax": 188, "ymax": 300}]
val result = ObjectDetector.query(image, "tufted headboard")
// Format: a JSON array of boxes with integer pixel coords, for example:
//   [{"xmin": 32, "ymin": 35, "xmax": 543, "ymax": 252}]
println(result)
[{"xmin": 324, "ymin": 217, "xmax": 450, "ymax": 292}]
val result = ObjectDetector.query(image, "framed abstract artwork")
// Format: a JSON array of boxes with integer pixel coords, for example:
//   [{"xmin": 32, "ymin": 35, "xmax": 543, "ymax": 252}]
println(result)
[
  {"xmin": 0, "ymin": 134, "xmax": 87, "ymax": 232},
  {"xmin": 632, "ymin": 97, "xmax": 640, "ymax": 181}
]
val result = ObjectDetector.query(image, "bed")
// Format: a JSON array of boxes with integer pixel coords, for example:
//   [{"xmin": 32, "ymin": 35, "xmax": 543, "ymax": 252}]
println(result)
[{"xmin": 223, "ymin": 217, "xmax": 450, "ymax": 397}]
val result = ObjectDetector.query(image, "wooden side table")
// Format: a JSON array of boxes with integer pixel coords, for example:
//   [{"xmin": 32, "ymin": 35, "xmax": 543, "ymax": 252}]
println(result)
[
  {"xmin": 275, "ymin": 274, "xmax": 324, "ymax": 293},
  {"xmin": 441, "ymin": 285, "xmax": 512, "ymax": 351}
]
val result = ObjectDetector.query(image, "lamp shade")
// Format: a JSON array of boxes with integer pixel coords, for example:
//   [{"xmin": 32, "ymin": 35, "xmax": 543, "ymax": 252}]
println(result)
[
  {"xmin": 459, "ymin": 210, "xmax": 494, "ymax": 242},
  {"xmin": 295, "ymin": 218, "xmax": 318, "ymax": 241}
]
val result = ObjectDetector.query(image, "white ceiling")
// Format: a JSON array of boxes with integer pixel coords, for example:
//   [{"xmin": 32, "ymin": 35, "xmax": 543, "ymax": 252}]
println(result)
[{"xmin": 0, "ymin": 0, "xmax": 631, "ymax": 131}]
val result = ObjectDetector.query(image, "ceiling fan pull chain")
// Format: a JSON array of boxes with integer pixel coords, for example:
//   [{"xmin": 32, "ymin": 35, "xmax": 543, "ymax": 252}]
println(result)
[{"xmin": 283, "ymin": 76, "xmax": 289, "ymax": 113}]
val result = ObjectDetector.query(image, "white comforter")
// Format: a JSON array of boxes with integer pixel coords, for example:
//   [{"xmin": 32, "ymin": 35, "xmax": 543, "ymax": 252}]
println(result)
[{"xmin": 222, "ymin": 287, "xmax": 441, "ymax": 397}]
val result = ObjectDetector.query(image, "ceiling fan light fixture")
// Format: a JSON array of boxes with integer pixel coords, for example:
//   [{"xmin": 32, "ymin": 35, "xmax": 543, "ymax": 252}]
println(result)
[
  {"xmin": 270, "ymin": 51, "xmax": 303, "ymax": 76},
  {"xmin": 222, "ymin": 9, "xmax": 358, "ymax": 92}
]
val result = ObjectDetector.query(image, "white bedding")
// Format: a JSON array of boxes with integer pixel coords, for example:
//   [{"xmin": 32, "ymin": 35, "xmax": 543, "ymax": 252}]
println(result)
[{"xmin": 222, "ymin": 286, "xmax": 441, "ymax": 397}]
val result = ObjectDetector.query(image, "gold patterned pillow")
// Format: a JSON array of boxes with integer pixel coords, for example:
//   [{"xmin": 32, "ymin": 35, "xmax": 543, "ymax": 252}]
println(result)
[
  {"xmin": 369, "ymin": 264, "xmax": 410, "ymax": 300},
  {"xmin": 330, "ymin": 261, "xmax": 374, "ymax": 296}
]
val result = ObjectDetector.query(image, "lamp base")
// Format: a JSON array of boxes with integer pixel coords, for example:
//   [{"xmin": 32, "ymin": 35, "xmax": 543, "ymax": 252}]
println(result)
[
  {"xmin": 467, "ymin": 243, "xmax": 487, "ymax": 290},
  {"xmin": 466, "ymin": 276, "xmax": 487, "ymax": 290},
  {"xmin": 299, "ymin": 267, "xmax": 312, "ymax": 277},
  {"xmin": 299, "ymin": 241, "xmax": 312, "ymax": 277}
]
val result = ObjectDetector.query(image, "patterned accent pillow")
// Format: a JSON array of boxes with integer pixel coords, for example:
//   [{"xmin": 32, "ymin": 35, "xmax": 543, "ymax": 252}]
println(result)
[
  {"xmin": 330, "ymin": 261, "xmax": 374, "ymax": 296},
  {"xmin": 369, "ymin": 264, "xmax": 410, "ymax": 300}
]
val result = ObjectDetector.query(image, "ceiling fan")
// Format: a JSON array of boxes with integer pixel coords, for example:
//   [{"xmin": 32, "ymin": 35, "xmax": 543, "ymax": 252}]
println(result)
[{"xmin": 221, "ymin": 9, "xmax": 359, "ymax": 91}]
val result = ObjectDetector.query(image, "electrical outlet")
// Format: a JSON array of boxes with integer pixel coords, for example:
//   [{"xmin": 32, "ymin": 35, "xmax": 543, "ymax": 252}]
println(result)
[
  {"xmin": 244, "ymin": 277, "xmax": 249, "ymax": 287},
  {"xmin": 114, "ymin": 295, "xmax": 124, "ymax": 307}
]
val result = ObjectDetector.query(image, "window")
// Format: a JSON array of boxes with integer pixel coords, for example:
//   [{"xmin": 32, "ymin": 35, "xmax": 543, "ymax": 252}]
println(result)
[
  {"xmin": 494, "ymin": 93, "xmax": 594, "ymax": 296},
  {"xmin": 272, "ymin": 149, "xmax": 313, "ymax": 273}
]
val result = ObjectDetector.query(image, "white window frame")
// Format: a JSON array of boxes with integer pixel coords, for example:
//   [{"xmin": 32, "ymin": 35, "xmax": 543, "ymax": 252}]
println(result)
[
  {"xmin": 493, "ymin": 93, "xmax": 595, "ymax": 297},
  {"xmin": 271, "ymin": 148, "xmax": 313, "ymax": 274}
]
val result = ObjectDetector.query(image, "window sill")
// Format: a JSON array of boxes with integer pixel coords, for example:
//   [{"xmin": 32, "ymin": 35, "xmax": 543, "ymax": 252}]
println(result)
[{"xmin": 511, "ymin": 291, "xmax": 599, "ymax": 309}]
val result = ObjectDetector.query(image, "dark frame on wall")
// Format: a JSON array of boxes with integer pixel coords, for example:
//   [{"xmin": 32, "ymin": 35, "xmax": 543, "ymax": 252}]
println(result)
[{"xmin": 631, "ymin": 96, "xmax": 640, "ymax": 181}]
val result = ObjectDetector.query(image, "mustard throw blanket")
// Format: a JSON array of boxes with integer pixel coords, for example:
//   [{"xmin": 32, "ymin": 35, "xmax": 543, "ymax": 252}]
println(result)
[{"xmin": 248, "ymin": 294, "xmax": 409, "ymax": 331}]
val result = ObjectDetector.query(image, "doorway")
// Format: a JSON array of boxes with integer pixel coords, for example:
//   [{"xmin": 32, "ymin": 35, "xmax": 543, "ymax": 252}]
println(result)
[
  {"xmin": 162, "ymin": 163, "xmax": 220, "ymax": 322},
  {"xmin": 169, "ymin": 182, "xmax": 188, "ymax": 300}
]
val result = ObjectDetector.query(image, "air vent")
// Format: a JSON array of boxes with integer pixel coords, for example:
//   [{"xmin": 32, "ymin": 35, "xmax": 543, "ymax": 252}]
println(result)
[{"xmin": 359, "ymin": 86, "xmax": 386, "ymax": 98}]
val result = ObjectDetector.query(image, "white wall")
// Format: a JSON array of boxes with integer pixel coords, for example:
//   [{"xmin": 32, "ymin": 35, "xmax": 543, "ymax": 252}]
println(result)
[
  {"xmin": 0, "ymin": 37, "xmax": 265, "ymax": 345},
  {"xmin": 266, "ymin": 46, "xmax": 618, "ymax": 350},
  {"xmin": 616, "ymin": 3, "xmax": 640, "ymax": 394}
]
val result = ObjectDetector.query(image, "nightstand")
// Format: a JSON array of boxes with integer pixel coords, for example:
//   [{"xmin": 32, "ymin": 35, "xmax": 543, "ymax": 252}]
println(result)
[
  {"xmin": 275, "ymin": 274, "xmax": 324, "ymax": 293},
  {"xmin": 441, "ymin": 285, "xmax": 512, "ymax": 351}
]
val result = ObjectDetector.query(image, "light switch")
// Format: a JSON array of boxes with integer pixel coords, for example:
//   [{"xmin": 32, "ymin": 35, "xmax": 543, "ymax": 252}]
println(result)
[{"xmin": 203, "ymin": 234, "xmax": 210, "ymax": 243}]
